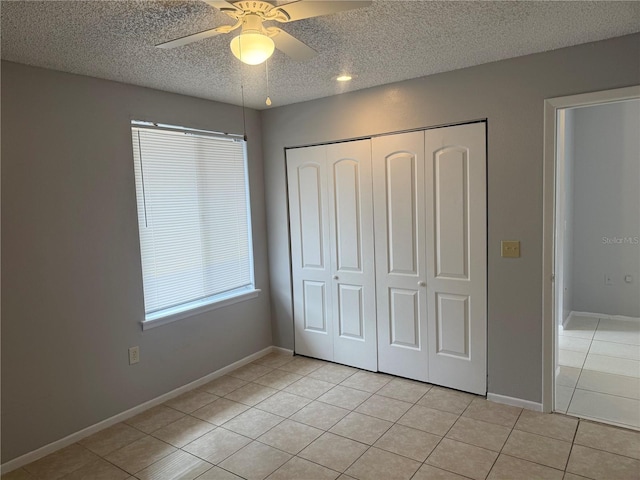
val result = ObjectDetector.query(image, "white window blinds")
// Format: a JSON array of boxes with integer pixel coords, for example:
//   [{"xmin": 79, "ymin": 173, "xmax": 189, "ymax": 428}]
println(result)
[{"xmin": 131, "ymin": 126, "xmax": 254, "ymax": 318}]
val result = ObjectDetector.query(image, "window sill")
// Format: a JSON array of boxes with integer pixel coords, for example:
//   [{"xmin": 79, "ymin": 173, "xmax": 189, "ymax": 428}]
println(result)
[{"xmin": 141, "ymin": 288, "xmax": 261, "ymax": 331}]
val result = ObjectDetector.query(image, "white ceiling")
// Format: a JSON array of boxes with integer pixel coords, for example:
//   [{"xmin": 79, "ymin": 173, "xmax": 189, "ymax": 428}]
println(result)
[{"xmin": 2, "ymin": 1, "xmax": 639, "ymax": 110}]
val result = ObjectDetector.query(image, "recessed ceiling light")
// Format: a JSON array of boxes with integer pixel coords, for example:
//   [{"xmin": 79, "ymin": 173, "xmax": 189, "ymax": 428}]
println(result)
[{"xmin": 335, "ymin": 74, "xmax": 354, "ymax": 82}]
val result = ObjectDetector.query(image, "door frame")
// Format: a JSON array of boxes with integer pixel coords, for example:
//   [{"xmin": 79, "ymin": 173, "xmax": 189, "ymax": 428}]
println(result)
[{"xmin": 541, "ymin": 85, "xmax": 640, "ymax": 413}]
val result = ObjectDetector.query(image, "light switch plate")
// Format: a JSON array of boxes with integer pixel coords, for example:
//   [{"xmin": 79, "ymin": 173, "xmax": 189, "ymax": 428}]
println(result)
[{"xmin": 501, "ymin": 240, "xmax": 520, "ymax": 258}]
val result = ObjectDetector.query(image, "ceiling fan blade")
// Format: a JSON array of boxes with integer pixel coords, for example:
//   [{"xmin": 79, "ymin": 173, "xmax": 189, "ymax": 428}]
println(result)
[
  {"xmin": 269, "ymin": 28, "xmax": 317, "ymax": 61},
  {"xmin": 201, "ymin": 0, "xmax": 241, "ymax": 14},
  {"xmin": 156, "ymin": 26, "xmax": 226, "ymax": 49},
  {"xmin": 274, "ymin": 1, "xmax": 371, "ymax": 22}
]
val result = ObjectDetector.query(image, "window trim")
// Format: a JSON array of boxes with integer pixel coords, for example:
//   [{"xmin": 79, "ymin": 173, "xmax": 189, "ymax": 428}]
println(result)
[
  {"xmin": 131, "ymin": 120, "xmax": 257, "ymax": 330},
  {"xmin": 141, "ymin": 287, "xmax": 261, "ymax": 330}
]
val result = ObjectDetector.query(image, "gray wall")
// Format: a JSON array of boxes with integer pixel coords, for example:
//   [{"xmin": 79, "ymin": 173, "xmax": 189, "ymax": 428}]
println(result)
[
  {"xmin": 571, "ymin": 99, "xmax": 640, "ymax": 318},
  {"xmin": 261, "ymin": 33, "xmax": 640, "ymax": 403},
  {"xmin": 1, "ymin": 61, "xmax": 272, "ymax": 463}
]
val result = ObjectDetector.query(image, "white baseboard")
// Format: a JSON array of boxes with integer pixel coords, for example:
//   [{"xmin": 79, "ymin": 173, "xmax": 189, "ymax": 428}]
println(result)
[
  {"xmin": 272, "ymin": 346, "xmax": 294, "ymax": 355},
  {"xmin": 569, "ymin": 311, "xmax": 640, "ymax": 322},
  {"xmin": 487, "ymin": 393, "xmax": 543, "ymax": 412},
  {"xmin": 1, "ymin": 345, "xmax": 281, "ymax": 475}
]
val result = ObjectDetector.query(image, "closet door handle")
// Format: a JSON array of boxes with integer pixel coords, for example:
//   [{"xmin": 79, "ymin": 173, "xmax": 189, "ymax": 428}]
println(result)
[
  {"xmin": 418, "ymin": 281, "xmax": 426, "ymax": 287},
  {"xmin": 333, "ymin": 275, "xmax": 339, "ymax": 280}
]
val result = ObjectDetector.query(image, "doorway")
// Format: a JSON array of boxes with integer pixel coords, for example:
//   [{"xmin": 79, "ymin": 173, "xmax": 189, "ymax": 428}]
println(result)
[{"xmin": 542, "ymin": 86, "xmax": 640, "ymax": 429}]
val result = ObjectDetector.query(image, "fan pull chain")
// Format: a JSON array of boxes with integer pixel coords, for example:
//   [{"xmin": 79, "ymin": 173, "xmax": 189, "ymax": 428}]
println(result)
[
  {"xmin": 265, "ymin": 58, "xmax": 272, "ymax": 106},
  {"xmin": 239, "ymin": 38, "xmax": 248, "ymax": 141}
]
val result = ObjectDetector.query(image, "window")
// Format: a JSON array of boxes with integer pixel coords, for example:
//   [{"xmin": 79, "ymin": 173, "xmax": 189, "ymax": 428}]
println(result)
[{"xmin": 131, "ymin": 122, "xmax": 257, "ymax": 329}]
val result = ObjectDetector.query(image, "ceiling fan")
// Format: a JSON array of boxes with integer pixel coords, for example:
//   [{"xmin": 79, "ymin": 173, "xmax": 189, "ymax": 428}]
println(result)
[{"xmin": 156, "ymin": 0, "xmax": 372, "ymax": 65}]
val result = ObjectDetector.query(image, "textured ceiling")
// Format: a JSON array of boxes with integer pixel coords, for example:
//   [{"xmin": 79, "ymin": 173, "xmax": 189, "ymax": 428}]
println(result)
[{"xmin": 2, "ymin": 1, "xmax": 639, "ymax": 110}]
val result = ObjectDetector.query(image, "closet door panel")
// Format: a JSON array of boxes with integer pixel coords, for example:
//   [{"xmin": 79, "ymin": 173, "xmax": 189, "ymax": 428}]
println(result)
[
  {"xmin": 425, "ymin": 123, "xmax": 487, "ymax": 395},
  {"xmin": 373, "ymin": 131, "xmax": 429, "ymax": 382},
  {"xmin": 287, "ymin": 146, "xmax": 333, "ymax": 361},
  {"xmin": 328, "ymin": 140, "xmax": 377, "ymax": 371}
]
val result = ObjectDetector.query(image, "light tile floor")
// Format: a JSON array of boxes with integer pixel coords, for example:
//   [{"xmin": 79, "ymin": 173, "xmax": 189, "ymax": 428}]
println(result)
[
  {"xmin": 5, "ymin": 351, "xmax": 640, "ymax": 480},
  {"xmin": 557, "ymin": 314, "xmax": 640, "ymax": 429}
]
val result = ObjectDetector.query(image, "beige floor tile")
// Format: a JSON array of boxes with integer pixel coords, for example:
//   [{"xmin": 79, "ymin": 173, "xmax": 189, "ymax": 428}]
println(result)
[
  {"xmin": 290, "ymin": 400, "xmax": 350, "ymax": 430},
  {"xmin": 253, "ymin": 352, "xmax": 294, "ymax": 369},
  {"xmin": 340, "ymin": 372, "xmax": 391, "ymax": 393},
  {"xmin": 569, "ymin": 388, "xmax": 640, "ymax": 428},
  {"xmin": 574, "ymin": 420, "xmax": 640, "ymax": 460},
  {"xmin": 556, "ymin": 366, "xmax": 581, "ymax": 388},
  {"xmin": 308, "ymin": 364, "xmax": 358, "ymax": 384},
  {"xmin": 374, "ymin": 424, "xmax": 441, "ymax": 462},
  {"xmin": 228, "ymin": 363, "xmax": 273, "ymax": 382},
  {"xmin": 559, "ymin": 336, "xmax": 591, "ymax": 353},
  {"xmin": 345, "ymin": 447, "xmax": 421, "ymax": 480},
  {"xmin": 412, "ymin": 464, "xmax": 469, "ymax": 479},
  {"xmin": 298, "ymin": 432, "xmax": 368, "ymax": 472},
  {"xmin": 417, "ymin": 387, "xmax": 476, "ymax": 415},
  {"xmin": 514, "ymin": 410, "xmax": 578, "ymax": 442},
  {"xmin": 1, "ymin": 468, "xmax": 36, "ymax": 480},
  {"xmin": 502, "ymin": 429, "xmax": 571, "ymax": 470},
  {"xmin": 563, "ymin": 473, "xmax": 591, "ymax": 480},
  {"xmin": 559, "ymin": 349, "xmax": 587, "ymax": 368},
  {"xmin": 397, "ymin": 405, "xmax": 458, "ymax": 436},
  {"xmin": 555, "ymin": 385, "xmax": 574, "ymax": 414},
  {"xmin": 164, "ymin": 390, "xmax": 218, "ymax": 414},
  {"xmin": 104, "ymin": 436, "xmax": 175, "ymax": 475},
  {"xmin": 255, "ymin": 391, "xmax": 311, "ymax": 417},
  {"xmin": 462, "ymin": 398, "xmax": 522, "ymax": 427},
  {"xmin": 191, "ymin": 398, "xmax": 249, "ymax": 425},
  {"xmin": 277, "ymin": 356, "xmax": 326, "ymax": 375},
  {"xmin": 194, "ymin": 466, "xmax": 244, "ymax": 479},
  {"xmin": 446, "ymin": 416, "xmax": 510, "ymax": 452},
  {"xmin": 222, "ymin": 407, "xmax": 284, "ymax": 438},
  {"xmin": 224, "ymin": 383, "xmax": 278, "ymax": 406},
  {"xmin": 78, "ymin": 422, "xmax": 145, "ymax": 456},
  {"xmin": 376, "ymin": 378, "xmax": 431, "ymax": 403},
  {"xmin": 337, "ymin": 476, "xmax": 357, "ymax": 480},
  {"xmin": 183, "ymin": 427, "xmax": 250, "ymax": 464},
  {"xmin": 590, "ymin": 340, "xmax": 640, "ymax": 361},
  {"xmin": 253, "ymin": 370, "xmax": 302, "ymax": 390},
  {"xmin": 219, "ymin": 441, "xmax": 291, "ymax": 480},
  {"xmin": 199, "ymin": 376, "xmax": 248, "ymax": 396},
  {"xmin": 23, "ymin": 444, "xmax": 98, "ymax": 480},
  {"xmin": 426, "ymin": 438, "xmax": 498, "ymax": 480},
  {"xmin": 318, "ymin": 385, "xmax": 372, "ymax": 410},
  {"xmin": 125, "ymin": 405, "xmax": 185, "ymax": 434},
  {"xmin": 561, "ymin": 316, "xmax": 598, "ymax": 339},
  {"xmin": 355, "ymin": 394, "xmax": 412, "ymax": 422},
  {"xmin": 57, "ymin": 458, "xmax": 130, "ymax": 480},
  {"xmin": 266, "ymin": 457, "xmax": 339, "ymax": 480},
  {"xmin": 567, "ymin": 444, "xmax": 640, "ymax": 480},
  {"xmin": 583, "ymin": 354, "xmax": 640, "ymax": 378},
  {"xmin": 576, "ymin": 369, "xmax": 640, "ymax": 400},
  {"xmin": 135, "ymin": 450, "xmax": 212, "ymax": 480},
  {"xmin": 151, "ymin": 415, "xmax": 215, "ymax": 448},
  {"xmin": 487, "ymin": 454, "xmax": 564, "ymax": 480},
  {"xmin": 283, "ymin": 376, "xmax": 335, "ymax": 399},
  {"xmin": 257, "ymin": 419, "xmax": 323, "ymax": 454},
  {"xmin": 330, "ymin": 411, "xmax": 393, "ymax": 444}
]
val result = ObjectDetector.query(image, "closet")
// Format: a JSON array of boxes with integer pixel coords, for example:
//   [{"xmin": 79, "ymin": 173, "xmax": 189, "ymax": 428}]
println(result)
[{"xmin": 286, "ymin": 122, "xmax": 487, "ymax": 394}]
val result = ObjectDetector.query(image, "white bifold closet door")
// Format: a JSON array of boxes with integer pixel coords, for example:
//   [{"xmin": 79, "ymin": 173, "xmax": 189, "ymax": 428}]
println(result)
[
  {"xmin": 287, "ymin": 140, "xmax": 377, "ymax": 371},
  {"xmin": 372, "ymin": 131, "xmax": 430, "ymax": 382},
  {"xmin": 373, "ymin": 123, "xmax": 486, "ymax": 394}
]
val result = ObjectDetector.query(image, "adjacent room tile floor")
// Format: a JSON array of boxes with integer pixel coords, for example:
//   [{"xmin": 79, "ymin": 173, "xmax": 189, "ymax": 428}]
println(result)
[
  {"xmin": 5, "ymin": 350, "xmax": 640, "ymax": 480},
  {"xmin": 557, "ymin": 314, "xmax": 640, "ymax": 429}
]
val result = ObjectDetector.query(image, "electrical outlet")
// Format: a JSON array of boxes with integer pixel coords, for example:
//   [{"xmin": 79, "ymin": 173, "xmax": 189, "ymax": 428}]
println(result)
[
  {"xmin": 129, "ymin": 346, "xmax": 140, "ymax": 365},
  {"xmin": 501, "ymin": 240, "xmax": 520, "ymax": 258},
  {"xmin": 604, "ymin": 274, "xmax": 613, "ymax": 286}
]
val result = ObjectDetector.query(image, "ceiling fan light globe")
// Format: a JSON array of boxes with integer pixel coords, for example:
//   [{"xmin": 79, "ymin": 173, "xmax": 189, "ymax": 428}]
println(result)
[{"xmin": 230, "ymin": 33, "xmax": 275, "ymax": 65}]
